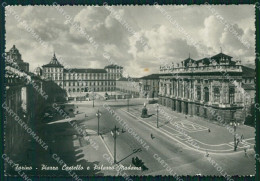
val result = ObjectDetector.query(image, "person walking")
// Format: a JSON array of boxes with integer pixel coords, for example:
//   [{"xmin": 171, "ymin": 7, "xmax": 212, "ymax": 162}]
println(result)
[
  {"xmin": 244, "ymin": 147, "xmax": 248, "ymax": 157},
  {"xmin": 241, "ymin": 134, "xmax": 244, "ymax": 141},
  {"xmin": 205, "ymin": 150, "xmax": 209, "ymax": 157}
]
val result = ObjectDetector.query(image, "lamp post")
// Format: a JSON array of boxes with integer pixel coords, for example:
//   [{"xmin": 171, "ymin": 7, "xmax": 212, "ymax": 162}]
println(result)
[
  {"xmin": 127, "ymin": 96, "xmax": 130, "ymax": 112},
  {"xmin": 111, "ymin": 125, "xmax": 120, "ymax": 163},
  {"xmin": 92, "ymin": 91, "xmax": 95, "ymax": 107},
  {"xmin": 230, "ymin": 121, "xmax": 240, "ymax": 151},
  {"xmin": 96, "ymin": 109, "xmax": 101, "ymax": 135},
  {"xmin": 157, "ymin": 104, "xmax": 159, "ymax": 128}
]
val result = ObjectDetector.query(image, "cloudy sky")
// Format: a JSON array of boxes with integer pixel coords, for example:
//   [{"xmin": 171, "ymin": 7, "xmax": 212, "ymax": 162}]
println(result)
[{"xmin": 6, "ymin": 5, "xmax": 255, "ymax": 77}]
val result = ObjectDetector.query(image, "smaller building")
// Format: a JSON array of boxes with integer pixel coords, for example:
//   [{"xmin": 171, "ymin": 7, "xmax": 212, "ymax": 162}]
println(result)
[
  {"xmin": 139, "ymin": 74, "xmax": 160, "ymax": 98},
  {"xmin": 241, "ymin": 66, "xmax": 255, "ymax": 120},
  {"xmin": 116, "ymin": 77, "xmax": 141, "ymax": 98},
  {"xmin": 242, "ymin": 66, "xmax": 255, "ymax": 104}
]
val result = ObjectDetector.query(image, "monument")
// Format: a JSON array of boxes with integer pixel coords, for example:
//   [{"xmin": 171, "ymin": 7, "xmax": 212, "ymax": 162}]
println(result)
[{"xmin": 141, "ymin": 103, "xmax": 149, "ymax": 118}]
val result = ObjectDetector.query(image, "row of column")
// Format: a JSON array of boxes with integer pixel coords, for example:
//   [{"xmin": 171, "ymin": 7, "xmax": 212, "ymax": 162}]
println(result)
[{"xmin": 160, "ymin": 79, "xmax": 243, "ymax": 104}]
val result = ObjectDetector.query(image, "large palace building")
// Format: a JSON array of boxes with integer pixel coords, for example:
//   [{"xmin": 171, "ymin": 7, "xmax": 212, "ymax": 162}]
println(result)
[
  {"xmin": 158, "ymin": 52, "xmax": 254, "ymax": 123},
  {"xmin": 41, "ymin": 53, "xmax": 123, "ymax": 95}
]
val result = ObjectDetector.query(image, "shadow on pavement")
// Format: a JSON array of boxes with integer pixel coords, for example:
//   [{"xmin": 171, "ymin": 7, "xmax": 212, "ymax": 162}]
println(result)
[{"xmin": 5, "ymin": 121, "xmax": 104, "ymax": 176}]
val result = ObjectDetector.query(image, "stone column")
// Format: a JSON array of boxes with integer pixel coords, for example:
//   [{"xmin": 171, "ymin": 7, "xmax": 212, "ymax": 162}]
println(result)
[
  {"xmin": 193, "ymin": 80, "xmax": 196, "ymax": 100},
  {"xmin": 176, "ymin": 79, "xmax": 179, "ymax": 97},
  {"xmin": 174, "ymin": 80, "xmax": 177, "ymax": 96},
  {"xmin": 221, "ymin": 82, "xmax": 227, "ymax": 104},
  {"xmin": 220, "ymin": 82, "xmax": 223, "ymax": 104},
  {"xmin": 189, "ymin": 81, "xmax": 192, "ymax": 100},
  {"xmin": 210, "ymin": 80, "xmax": 213, "ymax": 103},
  {"xmin": 201, "ymin": 84, "xmax": 203, "ymax": 102},
  {"xmin": 182, "ymin": 80, "xmax": 185, "ymax": 98},
  {"xmin": 167, "ymin": 82, "xmax": 170, "ymax": 96}
]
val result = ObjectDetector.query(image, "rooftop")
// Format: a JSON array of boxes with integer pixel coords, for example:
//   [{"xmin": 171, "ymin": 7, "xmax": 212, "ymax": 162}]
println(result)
[
  {"xmin": 183, "ymin": 57, "xmax": 196, "ymax": 67},
  {"xmin": 242, "ymin": 66, "xmax": 255, "ymax": 78},
  {"xmin": 242, "ymin": 83, "xmax": 255, "ymax": 90},
  {"xmin": 118, "ymin": 77, "xmax": 139, "ymax": 82},
  {"xmin": 104, "ymin": 64, "xmax": 123, "ymax": 69},
  {"xmin": 42, "ymin": 53, "xmax": 64, "ymax": 67},
  {"xmin": 140, "ymin": 74, "xmax": 161, "ymax": 79},
  {"xmin": 64, "ymin": 68, "xmax": 107, "ymax": 73},
  {"xmin": 211, "ymin": 52, "xmax": 232, "ymax": 60}
]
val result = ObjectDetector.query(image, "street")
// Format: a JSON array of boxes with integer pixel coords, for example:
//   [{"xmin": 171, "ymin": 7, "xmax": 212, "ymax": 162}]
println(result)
[{"xmin": 47, "ymin": 98, "xmax": 255, "ymax": 176}]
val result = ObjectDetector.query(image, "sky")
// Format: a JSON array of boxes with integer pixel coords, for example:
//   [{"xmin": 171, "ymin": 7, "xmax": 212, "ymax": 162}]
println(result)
[{"xmin": 5, "ymin": 5, "xmax": 255, "ymax": 77}]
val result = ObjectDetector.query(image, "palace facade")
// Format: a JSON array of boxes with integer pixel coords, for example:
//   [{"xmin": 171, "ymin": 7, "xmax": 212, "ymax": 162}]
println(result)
[
  {"xmin": 158, "ymin": 52, "xmax": 253, "ymax": 123},
  {"xmin": 41, "ymin": 54, "xmax": 123, "ymax": 96}
]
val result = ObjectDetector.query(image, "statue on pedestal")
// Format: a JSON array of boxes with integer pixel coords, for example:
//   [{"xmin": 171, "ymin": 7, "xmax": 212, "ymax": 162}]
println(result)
[{"xmin": 141, "ymin": 103, "xmax": 149, "ymax": 118}]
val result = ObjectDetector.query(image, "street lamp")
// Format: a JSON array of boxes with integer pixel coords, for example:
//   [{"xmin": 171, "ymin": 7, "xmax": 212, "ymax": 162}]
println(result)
[
  {"xmin": 230, "ymin": 121, "xmax": 240, "ymax": 151},
  {"xmin": 92, "ymin": 91, "xmax": 95, "ymax": 107},
  {"xmin": 127, "ymin": 96, "xmax": 130, "ymax": 112},
  {"xmin": 111, "ymin": 125, "xmax": 120, "ymax": 163},
  {"xmin": 96, "ymin": 109, "xmax": 101, "ymax": 135},
  {"xmin": 157, "ymin": 104, "xmax": 159, "ymax": 128}
]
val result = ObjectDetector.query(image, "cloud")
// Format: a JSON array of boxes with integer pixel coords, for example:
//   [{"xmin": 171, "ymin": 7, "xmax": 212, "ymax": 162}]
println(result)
[
  {"xmin": 5, "ymin": 5, "xmax": 255, "ymax": 77},
  {"xmin": 199, "ymin": 14, "xmax": 255, "ymax": 64}
]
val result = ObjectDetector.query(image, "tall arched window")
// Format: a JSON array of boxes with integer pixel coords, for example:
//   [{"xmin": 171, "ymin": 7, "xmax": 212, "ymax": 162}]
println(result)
[
  {"xmin": 204, "ymin": 87, "xmax": 209, "ymax": 102},
  {"xmin": 197, "ymin": 86, "xmax": 201, "ymax": 100},
  {"xmin": 229, "ymin": 88, "xmax": 235, "ymax": 104},
  {"xmin": 213, "ymin": 88, "xmax": 220, "ymax": 103},
  {"xmin": 178, "ymin": 81, "xmax": 183, "ymax": 97}
]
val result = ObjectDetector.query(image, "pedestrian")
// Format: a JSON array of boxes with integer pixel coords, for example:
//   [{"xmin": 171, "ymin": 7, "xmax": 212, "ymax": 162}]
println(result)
[
  {"xmin": 151, "ymin": 134, "xmax": 155, "ymax": 139},
  {"xmin": 244, "ymin": 147, "xmax": 248, "ymax": 157},
  {"xmin": 205, "ymin": 150, "xmax": 209, "ymax": 157},
  {"xmin": 208, "ymin": 128, "xmax": 211, "ymax": 133},
  {"xmin": 241, "ymin": 134, "xmax": 244, "ymax": 141}
]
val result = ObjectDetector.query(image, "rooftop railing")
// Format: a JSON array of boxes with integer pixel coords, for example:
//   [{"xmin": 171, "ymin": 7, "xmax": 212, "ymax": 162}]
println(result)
[{"xmin": 159, "ymin": 64, "xmax": 242, "ymax": 74}]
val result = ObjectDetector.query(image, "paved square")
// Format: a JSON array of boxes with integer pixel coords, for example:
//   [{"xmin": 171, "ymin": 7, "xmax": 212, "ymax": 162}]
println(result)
[{"xmin": 171, "ymin": 120, "xmax": 208, "ymax": 133}]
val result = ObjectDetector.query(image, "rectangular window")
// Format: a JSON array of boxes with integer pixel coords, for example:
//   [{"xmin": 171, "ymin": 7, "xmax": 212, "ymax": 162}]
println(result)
[
  {"xmin": 229, "ymin": 88, "xmax": 235, "ymax": 104},
  {"xmin": 214, "ymin": 88, "xmax": 220, "ymax": 103}
]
